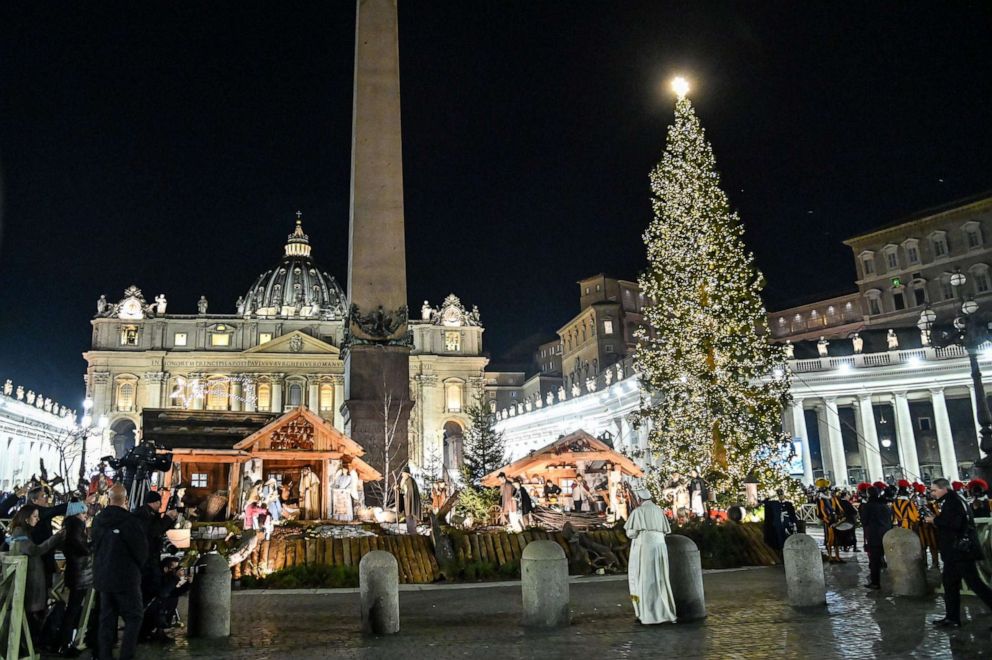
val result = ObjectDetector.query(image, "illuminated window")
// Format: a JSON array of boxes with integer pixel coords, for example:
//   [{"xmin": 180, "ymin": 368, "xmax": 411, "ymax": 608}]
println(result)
[
  {"xmin": 444, "ymin": 331, "xmax": 461, "ymax": 352},
  {"xmin": 319, "ymin": 383, "xmax": 334, "ymax": 411},
  {"xmin": 206, "ymin": 379, "xmax": 229, "ymax": 411},
  {"xmin": 191, "ymin": 473, "xmax": 208, "ymax": 488},
  {"xmin": 117, "ymin": 382, "xmax": 135, "ymax": 411},
  {"xmin": 259, "ymin": 333, "xmax": 273, "ymax": 345},
  {"xmin": 174, "ymin": 332, "xmax": 187, "ymax": 347},
  {"xmin": 257, "ymin": 383, "xmax": 271, "ymax": 411},
  {"xmin": 446, "ymin": 382, "xmax": 463, "ymax": 412},
  {"xmin": 120, "ymin": 325, "xmax": 138, "ymax": 346},
  {"xmin": 210, "ymin": 333, "xmax": 230, "ymax": 347}
]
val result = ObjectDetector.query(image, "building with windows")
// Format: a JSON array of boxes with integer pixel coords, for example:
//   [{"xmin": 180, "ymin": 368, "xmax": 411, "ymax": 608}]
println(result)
[
  {"xmin": 82, "ymin": 217, "xmax": 488, "ymax": 478},
  {"xmin": 771, "ymin": 193, "xmax": 992, "ymax": 343},
  {"xmin": 0, "ymin": 379, "xmax": 79, "ymax": 490}
]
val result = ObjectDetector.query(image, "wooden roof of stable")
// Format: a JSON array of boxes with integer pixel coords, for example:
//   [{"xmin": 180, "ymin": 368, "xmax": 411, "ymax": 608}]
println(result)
[
  {"xmin": 481, "ymin": 429, "xmax": 643, "ymax": 487},
  {"xmin": 142, "ymin": 407, "xmax": 381, "ymax": 481}
]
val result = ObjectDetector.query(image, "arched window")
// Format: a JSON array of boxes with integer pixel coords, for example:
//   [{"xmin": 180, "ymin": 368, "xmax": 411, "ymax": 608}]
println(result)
[
  {"xmin": 445, "ymin": 382, "xmax": 463, "ymax": 413},
  {"xmin": 319, "ymin": 383, "xmax": 334, "ymax": 412},
  {"xmin": 289, "ymin": 383, "xmax": 303, "ymax": 406},
  {"xmin": 206, "ymin": 379, "xmax": 229, "ymax": 411},
  {"xmin": 116, "ymin": 381, "xmax": 135, "ymax": 412},
  {"xmin": 257, "ymin": 383, "xmax": 272, "ymax": 411}
]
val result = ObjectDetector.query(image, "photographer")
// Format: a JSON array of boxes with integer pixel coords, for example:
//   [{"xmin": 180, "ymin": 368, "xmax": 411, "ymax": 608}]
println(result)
[
  {"xmin": 135, "ymin": 491, "xmax": 178, "ymax": 641},
  {"xmin": 146, "ymin": 557, "xmax": 191, "ymax": 642}
]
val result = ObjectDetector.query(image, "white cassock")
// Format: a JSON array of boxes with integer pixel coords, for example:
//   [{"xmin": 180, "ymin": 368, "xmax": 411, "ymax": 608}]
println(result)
[{"xmin": 624, "ymin": 500, "xmax": 677, "ymax": 624}]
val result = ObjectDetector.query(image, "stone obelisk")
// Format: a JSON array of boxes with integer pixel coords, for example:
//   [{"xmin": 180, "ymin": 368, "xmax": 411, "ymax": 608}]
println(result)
[{"xmin": 343, "ymin": 0, "xmax": 412, "ymax": 497}]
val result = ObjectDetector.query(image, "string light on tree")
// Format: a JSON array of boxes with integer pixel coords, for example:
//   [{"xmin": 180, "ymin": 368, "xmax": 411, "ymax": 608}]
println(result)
[{"xmin": 635, "ymin": 76, "xmax": 793, "ymax": 501}]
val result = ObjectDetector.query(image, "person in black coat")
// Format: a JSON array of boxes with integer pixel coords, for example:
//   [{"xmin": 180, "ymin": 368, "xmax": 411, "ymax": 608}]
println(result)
[
  {"xmin": 57, "ymin": 499, "xmax": 93, "ymax": 656},
  {"xmin": 927, "ymin": 478, "xmax": 992, "ymax": 628},
  {"xmin": 92, "ymin": 484, "xmax": 148, "ymax": 660},
  {"xmin": 134, "ymin": 490, "xmax": 178, "ymax": 640},
  {"xmin": 858, "ymin": 486, "xmax": 892, "ymax": 589}
]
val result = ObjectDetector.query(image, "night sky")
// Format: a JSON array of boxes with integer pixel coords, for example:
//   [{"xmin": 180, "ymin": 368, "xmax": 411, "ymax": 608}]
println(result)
[{"xmin": 1, "ymin": 2, "xmax": 991, "ymax": 407}]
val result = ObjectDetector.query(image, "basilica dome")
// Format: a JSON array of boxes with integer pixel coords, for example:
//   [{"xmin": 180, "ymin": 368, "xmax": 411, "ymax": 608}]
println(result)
[{"xmin": 240, "ymin": 215, "xmax": 347, "ymax": 320}]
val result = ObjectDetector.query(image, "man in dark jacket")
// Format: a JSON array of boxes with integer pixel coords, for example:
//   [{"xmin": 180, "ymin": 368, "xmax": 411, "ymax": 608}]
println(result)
[
  {"xmin": 858, "ymin": 486, "xmax": 892, "ymax": 589},
  {"xmin": 93, "ymin": 484, "xmax": 148, "ymax": 660},
  {"xmin": 927, "ymin": 478, "xmax": 992, "ymax": 628},
  {"xmin": 134, "ymin": 490, "xmax": 177, "ymax": 640}
]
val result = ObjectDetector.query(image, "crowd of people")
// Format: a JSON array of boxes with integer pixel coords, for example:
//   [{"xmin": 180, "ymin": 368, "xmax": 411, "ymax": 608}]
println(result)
[
  {"xmin": 813, "ymin": 476, "xmax": 992, "ymax": 629},
  {"xmin": 0, "ymin": 478, "xmax": 189, "ymax": 659}
]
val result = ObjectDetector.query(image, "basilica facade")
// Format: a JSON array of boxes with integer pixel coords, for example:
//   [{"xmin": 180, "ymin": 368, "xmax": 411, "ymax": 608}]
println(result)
[{"xmin": 82, "ymin": 217, "xmax": 487, "ymax": 477}]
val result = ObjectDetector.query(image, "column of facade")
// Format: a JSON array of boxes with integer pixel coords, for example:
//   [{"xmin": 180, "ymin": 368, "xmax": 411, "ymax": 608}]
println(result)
[
  {"xmin": 823, "ymin": 397, "xmax": 849, "ymax": 486},
  {"xmin": 230, "ymin": 375, "xmax": 244, "ymax": 412},
  {"xmin": 271, "ymin": 374, "xmax": 284, "ymax": 413},
  {"xmin": 855, "ymin": 395, "xmax": 884, "ymax": 482},
  {"xmin": 306, "ymin": 375, "xmax": 320, "ymax": 412},
  {"xmin": 142, "ymin": 372, "xmax": 166, "ymax": 409},
  {"xmin": 331, "ymin": 375, "xmax": 345, "ymax": 431},
  {"xmin": 188, "ymin": 373, "xmax": 205, "ymax": 410},
  {"xmin": 242, "ymin": 376, "xmax": 257, "ymax": 413},
  {"xmin": 892, "ymin": 392, "xmax": 922, "ymax": 481},
  {"xmin": 929, "ymin": 388, "xmax": 960, "ymax": 481},
  {"xmin": 967, "ymin": 383, "xmax": 988, "ymax": 458},
  {"xmin": 790, "ymin": 399, "xmax": 814, "ymax": 485},
  {"xmin": 416, "ymin": 374, "xmax": 440, "ymax": 470},
  {"xmin": 814, "ymin": 404, "xmax": 832, "ymax": 483}
]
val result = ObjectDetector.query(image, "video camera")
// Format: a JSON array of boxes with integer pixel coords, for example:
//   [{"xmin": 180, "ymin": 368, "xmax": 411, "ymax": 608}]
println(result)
[{"xmin": 102, "ymin": 440, "xmax": 173, "ymax": 507}]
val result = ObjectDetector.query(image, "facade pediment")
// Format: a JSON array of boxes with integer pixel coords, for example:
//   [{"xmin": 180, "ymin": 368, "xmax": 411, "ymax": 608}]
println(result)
[{"xmin": 244, "ymin": 330, "xmax": 340, "ymax": 355}]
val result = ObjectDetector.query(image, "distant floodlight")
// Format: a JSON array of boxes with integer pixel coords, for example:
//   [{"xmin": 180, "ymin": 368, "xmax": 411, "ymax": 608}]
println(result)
[{"xmin": 671, "ymin": 76, "xmax": 690, "ymax": 98}]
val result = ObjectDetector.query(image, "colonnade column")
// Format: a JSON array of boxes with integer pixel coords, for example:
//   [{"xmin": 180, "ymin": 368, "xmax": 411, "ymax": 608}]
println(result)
[
  {"xmin": 929, "ymin": 388, "xmax": 960, "ymax": 481},
  {"xmin": 790, "ymin": 399, "xmax": 814, "ymax": 485},
  {"xmin": 190, "ymin": 374, "xmax": 205, "ymax": 411},
  {"xmin": 823, "ymin": 397, "xmax": 848, "ymax": 486},
  {"xmin": 856, "ymin": 395, "xmax": 884, "ymax": 482},
  {"xmin": 892, "ymin": 392, "xmax": 921, "ymax": 481}
]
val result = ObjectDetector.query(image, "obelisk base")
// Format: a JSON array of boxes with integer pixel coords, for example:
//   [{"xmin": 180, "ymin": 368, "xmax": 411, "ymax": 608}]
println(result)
[{"xmin": 343, "ymin": 345, "xmax": 412, "ymax": 506}]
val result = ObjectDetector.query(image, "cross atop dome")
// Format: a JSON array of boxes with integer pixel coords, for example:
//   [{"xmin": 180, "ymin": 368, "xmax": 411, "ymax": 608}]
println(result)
[{"xmin": 286, "ymin": 211, "xmax": 311, "ymax": 257}]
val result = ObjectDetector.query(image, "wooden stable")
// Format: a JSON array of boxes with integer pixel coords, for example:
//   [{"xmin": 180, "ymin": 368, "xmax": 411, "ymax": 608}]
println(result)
[
  {"xmin": 482, "ymin": 429, "xmax": 644, "ymax": 512},
  {"xmin": 146, "ymin": 407, "xmax": 380, "ymax": 519}
]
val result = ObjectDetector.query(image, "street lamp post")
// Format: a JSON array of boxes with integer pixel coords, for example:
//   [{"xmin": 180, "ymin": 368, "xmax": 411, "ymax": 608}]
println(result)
[
  {"xmin": 71, "ymin": 397, "xmax": 108, "ymax": 490},
  {"xmin": 918, "ymin": 270, "xmax": 992, "ymax": 482}
]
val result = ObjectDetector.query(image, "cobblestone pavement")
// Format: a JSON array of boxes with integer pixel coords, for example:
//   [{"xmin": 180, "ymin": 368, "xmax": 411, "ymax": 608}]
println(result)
[{"xmin": 74, "ymin": 551, "xmax": 992, "ymax": 660}]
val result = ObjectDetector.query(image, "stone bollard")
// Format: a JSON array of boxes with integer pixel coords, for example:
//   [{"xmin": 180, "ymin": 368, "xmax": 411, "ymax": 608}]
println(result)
[
  {"xmin": 783, "ymin": 533, "xmax": 826, "ymax": 607},
  {"xmin": 521, "ymin": 540, "xmax": 569, "ymax": 628},
  {"xmin": 883, "ymin": 527, "xmax": 928, "ymax": 597},
  {"xmin": 360, "ymin": 550, "xmax": 400, "ymax": 634},
  {"xmin": 188, "ymin": 552, "xmax": 232, "ymax": 638},
  {"xmin": 665, "ymin": 534, "xmax": 707, "ymax": 621}
]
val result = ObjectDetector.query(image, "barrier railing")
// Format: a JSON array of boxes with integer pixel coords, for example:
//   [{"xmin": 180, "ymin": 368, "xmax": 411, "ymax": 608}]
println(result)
[{"xmin": 0, "ymin": 554, "xmax": 35, "ymax": 660}]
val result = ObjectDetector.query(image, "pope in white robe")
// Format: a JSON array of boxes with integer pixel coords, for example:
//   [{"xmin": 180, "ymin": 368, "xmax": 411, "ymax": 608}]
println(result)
[{"xmin": 624, "ymin": 488, "xmax": 677, "ymax": 624}]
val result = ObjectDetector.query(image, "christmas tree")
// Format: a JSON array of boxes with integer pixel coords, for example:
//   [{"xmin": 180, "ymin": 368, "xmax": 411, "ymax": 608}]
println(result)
[
  {"xmin": 461, "ymin": 395, "xmax": 507, "ymax": 486},
  {"xmin": 635, "ymin": 78, "xmax": 793, "ymax": 500}
]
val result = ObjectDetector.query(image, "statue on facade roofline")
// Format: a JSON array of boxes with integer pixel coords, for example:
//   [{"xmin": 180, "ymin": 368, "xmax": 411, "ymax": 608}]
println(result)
[
  {"xmin": 154, "ymin": 294, "xmax": 168, "ymax": 315},
  {"xmin": 3, "ymin": 380, "xmax": 11, "ymax": 396},
  {"xmin": 817, "ymin": 336, "xmax": 829, "ymax": 357},
  {"xmin": 887, "ymin": 329, "xmax": 899, "ymax": 350},
  {"xmin": 16, "ymin": 386, "xmax": 24, "ymax": 401},
  {"xmin": 197, "ymin": 296, "xmax": 208, "ymax": 315},
  {"xmin": 26, "ymin": 390, "xmax": 36, "ymax": 405},
  {"xmin": 97, "ymin": 294, "xmax": 108, "ymax": 315},
  {"xmin": 851, "ymin": 333, "xmax": 863, "ymax": 354},
  {"xmin": 784, "ymin": 340, "xmax": 794, "ymax": 359},
  {"xmin": 236, "ymin": 296, "xmax": 246, "ymax": 315}
]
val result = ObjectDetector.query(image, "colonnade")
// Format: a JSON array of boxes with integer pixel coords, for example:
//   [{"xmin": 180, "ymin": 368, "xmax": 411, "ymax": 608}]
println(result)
[{"xmin": 786, "ymin": 384, "xmax": 987, "ymax": 486}]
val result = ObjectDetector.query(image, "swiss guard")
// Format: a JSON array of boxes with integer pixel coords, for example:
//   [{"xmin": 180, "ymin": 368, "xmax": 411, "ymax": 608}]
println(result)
[
  {"xmin": 892, "ymin": 479, "xmax": 920, "ymax": 529},
  {"xmin": 815, "ymin": 478, "xmax": 842, "ymax": 563}
]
